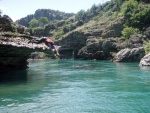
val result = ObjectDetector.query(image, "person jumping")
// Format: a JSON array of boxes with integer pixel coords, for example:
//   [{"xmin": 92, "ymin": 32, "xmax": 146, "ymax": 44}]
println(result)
[{"xmin": 28, "ymin": 37, "xmax": 60, "ymax": 57}]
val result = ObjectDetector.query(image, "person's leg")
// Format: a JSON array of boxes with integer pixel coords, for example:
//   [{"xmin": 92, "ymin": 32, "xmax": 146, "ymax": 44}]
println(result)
[
  {"xmin": 52, "ymin": 45, "xmax": 60, "ymax": 57},
  {"xmin": 28, "ymin": 38, "xmax": 45, "ymax": 44}
]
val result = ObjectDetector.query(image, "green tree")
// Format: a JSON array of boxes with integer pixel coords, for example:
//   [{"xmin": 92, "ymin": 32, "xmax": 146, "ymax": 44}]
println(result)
[
  {"xmin": 122, "ymin": 26, "xmax": 140, "ymax": 38},
  {"xmin": 62, "ymin": 26, "xmax": 69, "ymax": 33},
  {"xmin": 144, "ymin": 41, "xmax": 150, "ymax": 54},
  {"xmin": 90, "ymin": 4, "xmax": 97, "ymax": 15},
  {"xmin": 121, "ymin": 0, "xmax": 138, "ymax": 18},
  {"xmin": 32, "ymin": 27, "xmax": 45, "ymax": 37},
  {"xmin": 129, "ymin": 6, "xmax": 150, "ymax": 30},
  {"xmin": 75, "ymin": 10, "xmax": 85, "ymax": 21},
  {"xmin": 39, "ymin": 17, "xmax": 49, "ymax": 27},
  {"xmin": 29, "ymin": 18, "xmax": 39, "ymax": 28}
]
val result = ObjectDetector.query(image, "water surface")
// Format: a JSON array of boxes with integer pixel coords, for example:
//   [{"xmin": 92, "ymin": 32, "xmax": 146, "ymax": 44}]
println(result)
[{"xmin": 0, "ymin": 60, "xmax": 150, "ymax": 113}]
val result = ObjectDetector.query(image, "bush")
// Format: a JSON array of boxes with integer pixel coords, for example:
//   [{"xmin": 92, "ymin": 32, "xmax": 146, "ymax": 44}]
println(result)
[
  {"xmin": 121, "ymin": 0, "xmax": 138, "ymax": 18},
  {"xmin": 144, "ymin": 41, "xmax": 150, "ymax": 54},
  {"xmin": 1, "ymin": 23, "xmax": 17, "ymax": 32},
  {"xmin": 32, "ymin": 27, "xmax": 45, "ymax": 37},
  {"xmin": 55, "ymin": 30, "xmax": 64, "ymax": 40},
  {"xmin": 122, "ymin": 26, "xmax": 140, "ymax": 38},
  {"xmin": 129, "ymin": 6, "xmax": 150, "ymax": 30}
]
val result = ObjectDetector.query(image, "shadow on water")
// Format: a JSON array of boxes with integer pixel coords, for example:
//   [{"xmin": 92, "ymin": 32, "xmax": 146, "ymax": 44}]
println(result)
[{"xmin": 0, "ymin": 70, "xmax": 28, "ymax": 83}]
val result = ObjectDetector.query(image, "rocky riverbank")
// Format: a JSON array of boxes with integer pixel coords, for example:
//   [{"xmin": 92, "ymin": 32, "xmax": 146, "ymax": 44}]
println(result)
[{"xmin": 1, "ymin": 12, "xmax": 150, "ymax": 73}]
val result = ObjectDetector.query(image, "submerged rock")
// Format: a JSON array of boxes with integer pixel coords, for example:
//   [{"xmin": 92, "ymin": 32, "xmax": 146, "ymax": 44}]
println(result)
[{"xmin": 139, "ymin": 53, "xmax": 150, "ymax": 66}]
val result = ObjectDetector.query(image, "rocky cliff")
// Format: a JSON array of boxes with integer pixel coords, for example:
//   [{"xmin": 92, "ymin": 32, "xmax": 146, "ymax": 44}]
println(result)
[
  {"xmin": 0, "ymin": 15, "xmax": 53, "ymax": 72},
  {"xmin": 0, "ymin": 33, "xmax": 52, "ymax": 72}
]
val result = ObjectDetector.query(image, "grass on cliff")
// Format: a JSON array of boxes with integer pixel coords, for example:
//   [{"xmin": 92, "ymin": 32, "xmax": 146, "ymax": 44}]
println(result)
[{"xmin": 144, "ymin": 41, "xmax": 150, "ymax": 54}]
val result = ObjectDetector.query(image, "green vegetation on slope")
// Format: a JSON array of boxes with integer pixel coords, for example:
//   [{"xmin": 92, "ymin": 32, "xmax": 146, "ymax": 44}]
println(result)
[{"xmin": 1, "ymin": 0, "xmax": 150, "ymax": 41}]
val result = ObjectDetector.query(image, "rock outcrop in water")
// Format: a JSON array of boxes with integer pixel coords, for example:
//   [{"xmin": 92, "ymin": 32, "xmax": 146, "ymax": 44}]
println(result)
[
  {"xmin": 113, "ymin": 47, "xmax": 145, "ymax": 62},
  {"xmin": 139, "ymin": 53, "xmax": 150, "ymax": 66},
  {"xmin": 0, "ymin": 33, "xmax": 52, "ymax": 72}
]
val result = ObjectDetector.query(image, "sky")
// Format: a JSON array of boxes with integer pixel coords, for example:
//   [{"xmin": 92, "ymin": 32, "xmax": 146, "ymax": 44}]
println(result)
[{"xmin": 0, "ymin": 0, "xmax": 110, "ymax": 21}]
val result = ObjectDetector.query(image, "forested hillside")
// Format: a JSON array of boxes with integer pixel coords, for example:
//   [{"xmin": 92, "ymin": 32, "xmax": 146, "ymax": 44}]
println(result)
[
  {"xmin": 16, "ymin": 9, "xmax": 75, "ymax": 27},
  {"xmin": 14, "ymin": 0, "xmax": 149, "ymax": 40},
  {"xmin": 0, "ymin": 0, "xmax": 150, "ymax": 60}
]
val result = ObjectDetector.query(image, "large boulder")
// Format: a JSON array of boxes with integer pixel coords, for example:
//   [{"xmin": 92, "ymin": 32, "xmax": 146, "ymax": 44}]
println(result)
[
  {"xmin": 139, "ymin": 53, "xmax": 150, "ymax": 66},
  {"xmin": 128, "ymin": 34, "xmax": 145, "ymax": 48},
  {"xmin": 113, "ymin": 47, "xmax": 145, "ymax": 62}
]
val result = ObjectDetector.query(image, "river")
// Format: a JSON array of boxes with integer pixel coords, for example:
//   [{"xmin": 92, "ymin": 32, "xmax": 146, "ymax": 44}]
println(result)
[{"xmin": 0, "ymin": 60, "xmax": 150, "ymax": 113}]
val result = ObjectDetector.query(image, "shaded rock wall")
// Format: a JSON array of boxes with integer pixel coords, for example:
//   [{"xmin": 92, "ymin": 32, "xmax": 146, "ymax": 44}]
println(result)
[
  {"xmin": 0, "ymin": 34, "xmax": 51, "ymax": 72},
  {"xmin": 56, "ymin": 31, "xmax": 87, "ymax": 59}
]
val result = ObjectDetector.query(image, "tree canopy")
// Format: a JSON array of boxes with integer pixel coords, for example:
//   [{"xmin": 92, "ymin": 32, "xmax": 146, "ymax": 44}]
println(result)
[
  {"xmin": 39, "ymin": 17, "xmax": 49, "ymax": 27},
  {"xmin": 29, "ymin": 18, "xmax": 39, "ymax": 28}
]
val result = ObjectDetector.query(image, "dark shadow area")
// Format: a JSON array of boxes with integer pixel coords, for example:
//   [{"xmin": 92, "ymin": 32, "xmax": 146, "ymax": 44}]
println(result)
[{"xmin": 0, "ymin": 70, "xmax": 28, "ymax": 83}]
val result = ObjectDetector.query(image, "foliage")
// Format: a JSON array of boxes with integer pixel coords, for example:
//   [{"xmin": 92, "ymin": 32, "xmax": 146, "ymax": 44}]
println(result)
[
  {"xmin": 44, "ymin": 23, "xmax": 56, "ymax": 36},
  {"xmin": 32, "ymin": 27, "xmax": 45, "ymax": 37},
  {"xmin": 75, "ymin": 10, "xmax": 85, "ymax": 21},
  {"xmin": 16, "ymin": 14, "xmax": 34, "ymax": 27},
  {"xmin": 0, "ymin": 23, "xmax": 17, "ymax": 32},
  {"xmin": 39, "ymin": 17, "xmax": 49, "ymax": 27},
  {"xmin": 62, "ymin": 24, "xmax": 76, "ymax": 33},
  {"xmin": 62, "ymin": 26, "xmax": 69, "ymax": 33},
  {"xmin": 121, "ymin": 0, "xmax": 138, "ymax": 19},
  {"xmin": 90, "ymin": 4, "xmax": 98, "ymax": 15},
  {"xmin": 136, "ymin": 0, "xmax": 150, "ymax": 3},
  {"xmin": 55, "ymin": 30, "xmax": 64, "ymax": 40},
  {"xmin": 129, "ymin": 6, "xmax": 150, "ymax": 30},
  {"xmin": 17, "ymin": 9, "xmax": 74, "ymax": 27},
  {"xmin": 29, "ymin": 18, "xmax": 39, "ymax": 28},
  {"xmin": 121, "ymin": 26, "xmax": 140, "ymax": 38},
  {"xmin": 69, "ymin": 24, "xmax": 76, "ymax": 31},
  {"xmin": 144, "ymin": 41, "xmax": 150, "ymax": 53}
]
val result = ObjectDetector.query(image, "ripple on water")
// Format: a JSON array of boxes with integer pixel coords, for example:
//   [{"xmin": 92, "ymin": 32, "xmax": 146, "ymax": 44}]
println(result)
[{"xmin": 0, "ymin": 60, "xmax": 150, "ymax": 113}]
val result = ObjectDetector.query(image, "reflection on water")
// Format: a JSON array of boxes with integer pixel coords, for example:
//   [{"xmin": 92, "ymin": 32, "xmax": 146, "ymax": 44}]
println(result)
[{"xmin": 0, "ymin": 60, "xmax": 150, "ymax": 113}]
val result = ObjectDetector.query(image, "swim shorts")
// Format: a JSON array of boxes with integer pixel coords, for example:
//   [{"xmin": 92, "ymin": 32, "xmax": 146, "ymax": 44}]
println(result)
[{"xmin": 51, "ymin": 45, "xmax": 55, "ymax": 49}]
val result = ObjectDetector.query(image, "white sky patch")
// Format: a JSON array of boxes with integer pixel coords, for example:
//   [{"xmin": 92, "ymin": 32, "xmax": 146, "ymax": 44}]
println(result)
[
  {"xmin": 11, "ymin": 16, "xmax": 22, "ymax": 21},
  {"xmin": 0, "ymin": 0, "xmax": 111, "ymax": 21},
  {"xmin": 0, "ymin": 5, "xmax": 7, "ymax": 13}
]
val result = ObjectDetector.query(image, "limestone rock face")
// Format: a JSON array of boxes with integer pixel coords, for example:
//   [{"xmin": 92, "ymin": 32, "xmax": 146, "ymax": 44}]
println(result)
[
  {"xmin": 101, "ymin": 18, "xmax": 124, "ymax": 38},
  {"xmin": 56, "ymin": 31, "xmax": 87, "ymax": 49},
  {"xmin": 113, "ymin": 47, "xmax": 145, "ymax": 62},
  {"xmin": 77, "ymin": 38, "xmax": 117, "ymax": 60},
  {"xmin": 128, "ymin": 34, "xmax": 146, "ymax": 48},
  {"xmin": 55, "ymin": 31, "xmax": 87, "ymax": 59},
  {"xmin": 139, "ymin": 53, "xmax": 150, "ymax": 66},
  {"xmin": 0, "ymin": 34, "xmax": 50, "ymax": 72}
]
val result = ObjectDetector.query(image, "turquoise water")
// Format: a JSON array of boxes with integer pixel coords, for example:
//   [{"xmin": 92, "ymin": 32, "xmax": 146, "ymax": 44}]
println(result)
[{"xmin": 0, "ymin": 60, "xmax": 150, "ymax": 113}]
